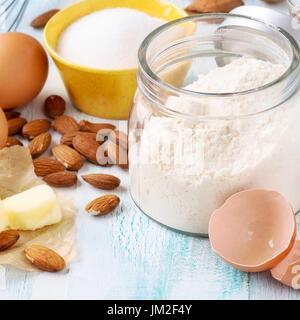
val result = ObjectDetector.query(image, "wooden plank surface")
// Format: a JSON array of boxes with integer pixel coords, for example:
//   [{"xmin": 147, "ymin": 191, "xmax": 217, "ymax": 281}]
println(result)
[{"xmin": 0, "ymin": 0, "xmax": 299, "ymax": 300}]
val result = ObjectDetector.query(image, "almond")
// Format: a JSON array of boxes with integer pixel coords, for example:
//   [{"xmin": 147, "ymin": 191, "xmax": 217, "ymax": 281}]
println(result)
[
  {"xmin": 0, "ymin": 230, "xmax": 20, "ymax": 251},
  {"xmin": 52, "ymin": 144, "xmax": 84, "ymax": 171},
  {"xmin": 7, "ymin": 117, "xmax": 27, "ymax": 136},
  {"xmin": 4, "ymin": 111, "xmax": 20, "ymax": 120},
  {"xmin": 186, "ymin": 0, "xmax": 244, "ymax": 13},
  {"xmin": 25, "ymin": 245, "xmax": 66, "ymax": 272},
  {"xmin": 43, "ymin": 171, "xmax": 77, "ymax": 187},
  {"xmin": 60, "ymin": 131, "xmax": 96, "ymax": 147},
  {"xmin": 82, "ymin": 174, "xmax": 120, "ymax": 190},
  {"xmin": 54, "ymin": 115, "xmax": 80, "ymax": 134},
  {"xmin": 33, "ymin": 157, "xmax": 66, "ymax": 176},
  {"xmin": 44, "ymin": 95, "xmax": 66, "ymax": 119},
  {"xmin": 28, "ymin": 132, "xmax": 52, "ymax": 158},
  {"xmin": 79, "ymin": 120, "xmax": 115, "ymax": 134},
  {"xmin": 109, "ymin": 130, "xmax": 128, "ymax": 151},
  {"xmin": 85, "ymin": 194, "xmax": 120, "ymax": 216},
  {"xmin": 5, "ymin": 137, "xmax": 23, "ymax": 147},
  {"xmin": 106, "ymin": 142, "xmax": 128, "ymax": 170},
  {"xmin": 22, "ymin": 119, "xmax": 51, "ymax": 140},
  {"xmin": 30, "ymin": 9, "xmax": 60, "ymax": 28},
  {"xmin": 73, "ymin": 133, "xmax": 107, "ymax": 165}
]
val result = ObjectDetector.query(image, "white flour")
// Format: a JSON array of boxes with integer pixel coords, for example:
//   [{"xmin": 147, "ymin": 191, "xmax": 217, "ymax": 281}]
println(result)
[
  {"xmin": 130, "ymin": 57, "xmax": 300, "ymax": 234},
  {"xmin": 56, "ymin": 8, "xmax": 165, "ymax": 70}
]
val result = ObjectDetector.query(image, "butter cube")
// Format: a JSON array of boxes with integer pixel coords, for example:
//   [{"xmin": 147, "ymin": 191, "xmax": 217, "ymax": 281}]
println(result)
[
  {"xmin": 3, "ymin": 185, "xmax": 62, "ymax": 230},
  {"xmin": 0, "ymin": 201, "xmax": 9, "ymax": 231}
]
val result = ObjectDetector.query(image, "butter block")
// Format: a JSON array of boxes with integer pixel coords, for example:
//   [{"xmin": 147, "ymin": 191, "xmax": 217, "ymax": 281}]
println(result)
[
  {"xmin": 0, "ymin": 200, "xmax": 9, "ymax": 231},
  {"xmin": 3, "ymin": 185, "xmax": 62, "ymax": 230}
]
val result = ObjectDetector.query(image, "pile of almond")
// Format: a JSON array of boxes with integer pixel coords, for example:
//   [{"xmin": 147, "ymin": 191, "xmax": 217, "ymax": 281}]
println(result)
[
  {"xmin": 0, "ymin": 229, "xmax": 65, "ymax": 272},
  {"xmin": 2, "ymin": 94, "xmax": 128, "ymax": 272},
  {"xmin": 5, "ymin": 95, "xmax": 125, "ymax": 217}
]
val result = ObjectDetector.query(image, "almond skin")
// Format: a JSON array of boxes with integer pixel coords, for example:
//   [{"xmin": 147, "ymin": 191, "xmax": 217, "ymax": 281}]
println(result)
[
  {"xmin": 85, "ymin": 194, "xmax": 120, "ymax": 216},
  {"xmin": 54, "ymin": 115, "xmax": 80, "ymax": 134},
  {"xmin": 43, "ymin": 171, "xmax": 77, "ymax": 187},
  {"xmin": 44, "ymin": 95, "xmax": 66, "ymax": 119},
  {"xmin": 186, "ymin": 0, "xmax": 244, "ymax": 13},
  {"xmin": 0, "ymin": 230, "xmax": 20, "ymax": 251},
  {"xmin": 22, "ymin": 119, "xmax": 51, "ymax": 140},
  {"xmin": 25, "ymin": 245, "xmax": 66, "ymax": 272},
  {"xmin": 72, "ymin": 133, "xmax": 104, "ymax": 165},
  {"xmin": 106, "ymin": 142, "xmax": 128, "ymax": 170},
  {"xmin": 4, "ymin": 111, "xmax": 20, "ymax": 120},
  {"xmin": 79, "ymin": 120, "xmax": 115, "ymax": 134},
  {"xmin": 82, "ymin": 174, "xmax": 120, "ymax": 190},
  {"xmin": 60, "ymin": 131, "xmax": 96, "ymax": 147},
  {"xmin": 5, "ymin": 137, "xmax": 23, "ymax": 147},
  {"xmin": 33, "ymin": 157, "xmax": 66, "ymax": 176},
  {"xmin": 30, "ymin": 9, "xmax": 60, "ymax": 28},
  {"xmin": 52, "ymin": 144, "xmax": 84, "ymax": 171},
  {"xmin": 7, "ymin": 117, "xmax": 27, "ymax": 136},
  {"xmin": 28, "ymin": 132, "xmax": 52, "ymax": 158}
]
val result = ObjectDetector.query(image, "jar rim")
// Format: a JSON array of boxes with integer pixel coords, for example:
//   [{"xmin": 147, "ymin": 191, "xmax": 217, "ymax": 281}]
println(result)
[{"xmin": 138, "ymin": 13, "xmax": 300, "ymax": 111}]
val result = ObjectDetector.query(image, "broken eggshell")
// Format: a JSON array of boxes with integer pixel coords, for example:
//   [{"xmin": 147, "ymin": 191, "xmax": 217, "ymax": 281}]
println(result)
[
  {"xmin": 209, "ymin": 189, "xmax": 296, "ymax": 272},
  {"xmin": 271, "ymin": 240, "xmax": 300, "ymax": 289}
]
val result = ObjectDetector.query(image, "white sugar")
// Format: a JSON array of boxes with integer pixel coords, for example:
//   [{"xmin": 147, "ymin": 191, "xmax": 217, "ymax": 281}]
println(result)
[{"xmin": 56, "ymin": 8, "xmax": 166, "ymax": 70}]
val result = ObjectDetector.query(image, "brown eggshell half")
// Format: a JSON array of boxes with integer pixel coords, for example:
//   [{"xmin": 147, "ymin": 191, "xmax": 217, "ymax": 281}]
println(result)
[
  {"xmin": 271, "ymin": 240, "xmax": 300, "ymax": 289},
  {"xmin": 209, "ymin": 189, "xmax": 296, "ymax": 272}
]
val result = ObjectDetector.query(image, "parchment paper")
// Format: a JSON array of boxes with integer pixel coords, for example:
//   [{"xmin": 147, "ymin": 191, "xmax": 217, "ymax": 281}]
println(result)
[{"xmin": 0, "ymin": 146, "xmax": 75, "ymax": 271}]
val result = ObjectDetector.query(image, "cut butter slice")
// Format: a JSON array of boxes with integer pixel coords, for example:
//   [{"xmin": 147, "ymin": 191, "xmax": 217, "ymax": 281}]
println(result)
[
  {"xmin": 0, "ymin": 200, "xmax": 9, "ymax": 231},
  {"xmin": 3, "ymin": 185, "xmax": 62, "ymax": 230}
]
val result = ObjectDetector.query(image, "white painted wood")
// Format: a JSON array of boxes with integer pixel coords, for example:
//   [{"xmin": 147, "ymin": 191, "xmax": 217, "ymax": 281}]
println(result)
[{"xmin": 0, "ymin": 0, "xmax": 299, "ymax": 300}]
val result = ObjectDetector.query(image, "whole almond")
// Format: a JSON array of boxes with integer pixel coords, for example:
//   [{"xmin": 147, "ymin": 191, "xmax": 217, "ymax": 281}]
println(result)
[
  {"xmin": 25, "ymin": 245, "xmax": 66, "ymax": 272},
  {"xmin": 0, "ymin": 230, "xmax": 20, "ymax": 251},
  {"xmin": 43, "ymin": 171, "xmax": 77, "ymax": 187},
  {"xmin": 30, "ymin": 9, "xmax": 60, "ymax": 28},
  {"xmin": 33, "ymin": 157, "xmax": 66, "ymax": 176},
  {"xmin": 106, "ymin": 142, "xmax": 128, "ymax": 170},
  {"xmin": 186, "ymin": 0, "xmax": 243, "ymax": 13},
  {"xmin": 109, "ymin": 130, "xmax": 128, "ymax": 151},
  {"xmin": 73, "ymin": 133, "xmax": 104, "ymax": 165},
  {"xmin": 54, "ymin": 115, "xmax": 80, "ymax": 134},
  {"xmin": 85, "ymin": 194, "xmax": 120, "ymax": 216},
  {"xmin": 60, "ymin": 131, "xmax": 96, "ymax": 147},
  {"xmin": 79, "ymin": 120, "xmax": 115, "ymax": 134},
  {"xmin": 28, "ymin": 132, "xmax": 52, "ymax": 157},
  {"xmin": 4, "ymin": 111, "xmax": 20, "ymax": 120},
  {"xmin": 5, "ymin": 137, "xmax": 23, "ymax": 147},
  {"xmin": 44, "ymin": 95, "xmax": 66, "ymax": 119},
  {"xmin": 7, "ymin": 117, "xmax": 27, "ymax": 136},
  {"xmin": 82, "ymin": 174, "xmax": 120, "ymax": 190},
  {"xmin": 52, "ymin": 144, "xmax": 84, "ymax": 171},
  {"xmin": 22, "ymin": 119, "xmax": 51, "ymax": 139}
]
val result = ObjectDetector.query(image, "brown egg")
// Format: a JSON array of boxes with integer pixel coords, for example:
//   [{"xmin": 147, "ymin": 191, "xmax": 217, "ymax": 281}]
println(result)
[
  {"xmin": 0, "ymin": 108, "xmax": 8, "ymax": 149},
  {"xmin": 209, "ymin": 189, "xmax": 296, "ymax": 272},
  {"xmin": 271, "ymin": 240, "xmax": 300, "ymax": 289},
  {"xmin": 0, "ymin": 32, "xmax": 48, "ymax": 110}
]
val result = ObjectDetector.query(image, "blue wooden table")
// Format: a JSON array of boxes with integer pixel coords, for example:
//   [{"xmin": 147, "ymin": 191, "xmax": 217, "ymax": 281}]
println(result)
[{"xmin": 1, "ymin": 0, "xmax": 300, "ymax": 300}]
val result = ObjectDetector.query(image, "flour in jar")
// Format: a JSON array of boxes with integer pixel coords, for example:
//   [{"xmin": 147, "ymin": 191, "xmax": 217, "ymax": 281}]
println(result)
[{"xmin": 130, "ymin": 57, "xmax": 300, "ymax": 234}]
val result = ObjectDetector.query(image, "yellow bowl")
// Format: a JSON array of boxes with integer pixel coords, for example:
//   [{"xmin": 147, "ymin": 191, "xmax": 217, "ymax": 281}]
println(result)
[{"xmin": 44, "ymin": 0, "xmax": 188, "ymax": 120}]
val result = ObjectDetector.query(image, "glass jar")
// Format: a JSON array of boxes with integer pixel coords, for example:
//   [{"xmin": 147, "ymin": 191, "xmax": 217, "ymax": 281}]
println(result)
[{"xmin": 128, "ymin": 14, "xmax": 300, "ymax": 236}]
